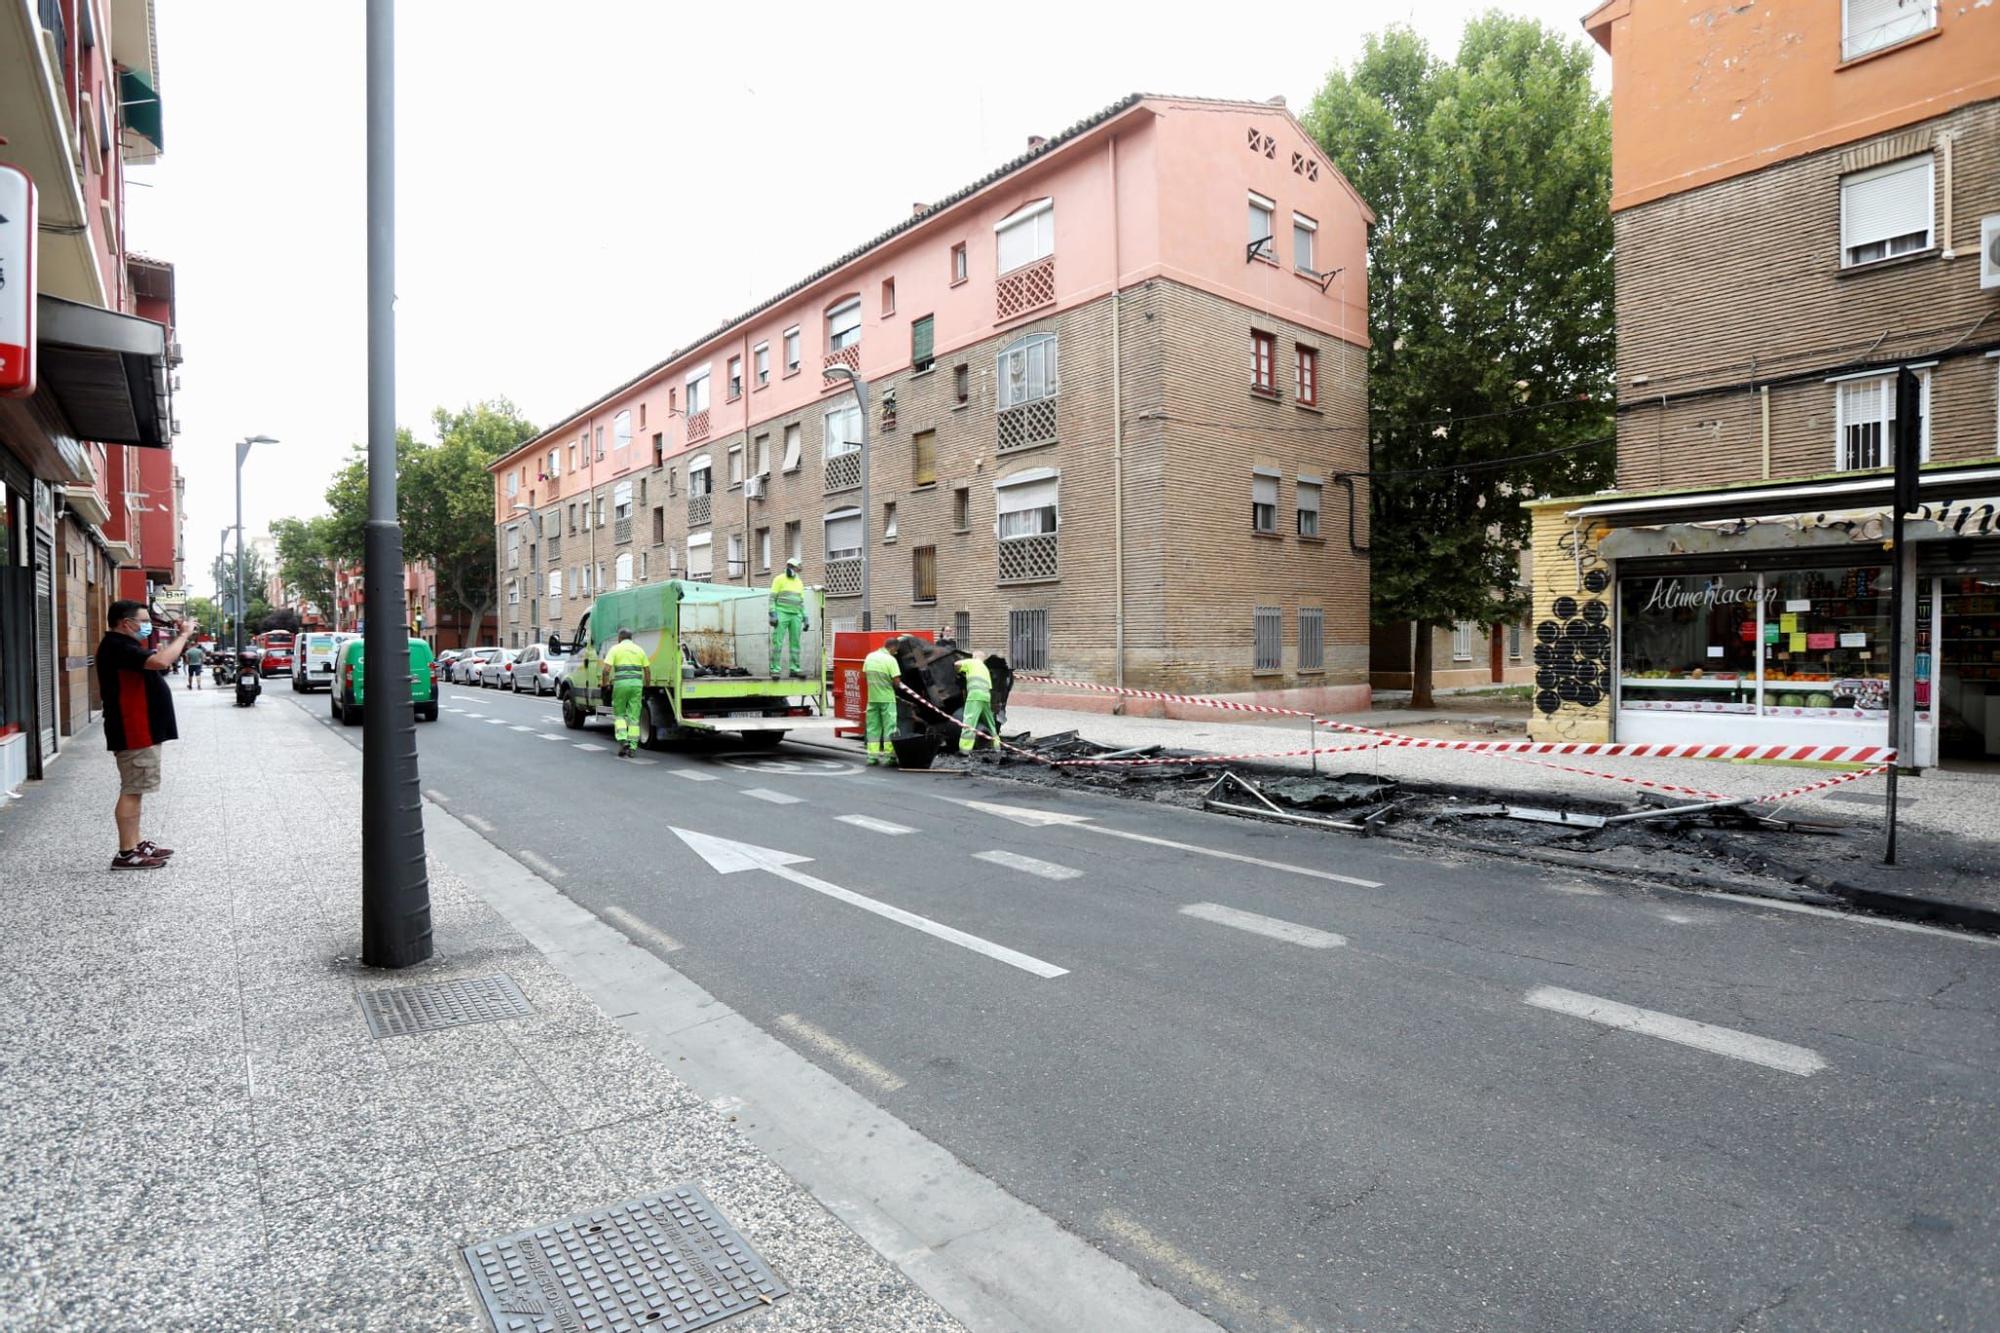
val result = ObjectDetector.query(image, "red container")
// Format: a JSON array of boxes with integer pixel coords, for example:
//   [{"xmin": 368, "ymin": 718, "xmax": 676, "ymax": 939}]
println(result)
[{"xmin": 832, "ymin": 630, "xmax": 934, "ymax": 738}]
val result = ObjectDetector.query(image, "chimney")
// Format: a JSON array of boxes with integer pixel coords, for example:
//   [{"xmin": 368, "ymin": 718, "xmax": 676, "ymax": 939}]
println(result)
[
  {"xmin": 1027, "ymin": 135, "xmax": 1047, "ymax": 151},
  {"xmin": 912, "ymin": 202, "xmax": 927, "ymax": 217},
  {"xmin": 1268, "ymin": 95, "xmax": 1287, "ymax": 108}
]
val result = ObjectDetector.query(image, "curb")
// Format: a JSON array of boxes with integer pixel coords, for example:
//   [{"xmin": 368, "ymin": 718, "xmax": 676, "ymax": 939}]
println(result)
[{"xmin": 1694, "ymin": 832, "xmax": 2000, "ymax": 937}]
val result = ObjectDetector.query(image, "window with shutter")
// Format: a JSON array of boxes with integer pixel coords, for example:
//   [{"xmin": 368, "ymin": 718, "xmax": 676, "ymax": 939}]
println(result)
[
  {"xmin": 1296, "ymin": 480, "xmax": 1321, "ymax": 537},
  {"xmin": 912, "ymin": 315, "xmax": 935, "ymax": 373},
  {"xmin": 912, "ymin": 430, "xmax": 937, "ymax": 487},
  {"xmin": 824, "ymin": 509, "xmax": 863, "ymax": 560},
  {"xmin": 783, "ymin": 423, "xmax": 803, "ymax": 471},
  {"xmin": 995, "ymin": 200, "xmax": 1054, "ymax": 274},
  {"xmin": 1252, "ymin": 471, "xmax": 1279, "ymax": 532},
  {"xmin": 1840, "ymin": 157, "xmax": 1932, "ymax": 266},
  {"xmin": 1842, "ymin": 0, "xmax": 1935, "ymax": 59},
  {"xmin": 1835, "ymin": 370, "xmax": 1928, "ymax": 470},
  {"xmin": 686, "ymin": 533, "xmax": 714, "ymax": 579}
]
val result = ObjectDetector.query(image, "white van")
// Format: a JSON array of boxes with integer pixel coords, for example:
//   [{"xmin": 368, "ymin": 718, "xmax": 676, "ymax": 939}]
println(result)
[{"xmin": 291, "ymin": 631, "xmax": 346, "ymax": 692}]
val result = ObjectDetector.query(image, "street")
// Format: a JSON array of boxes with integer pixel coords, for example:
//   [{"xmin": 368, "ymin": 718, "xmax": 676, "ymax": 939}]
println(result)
[{"xmin": 297, "ymin": 684, "xmax": 2000, "ymax": 1332}]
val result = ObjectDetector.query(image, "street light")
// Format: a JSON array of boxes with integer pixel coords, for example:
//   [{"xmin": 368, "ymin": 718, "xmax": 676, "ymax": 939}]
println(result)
[
  {"xmin": 820, "ymin": 363, "xmax": 871, "ymax": 631},
  {"xmin": 216, "ymin": 526, "xmax": 232, "ymax": 638},
  {"xmin": 232, "ymin": 435, "xmax": 278, "ymax": 666}
]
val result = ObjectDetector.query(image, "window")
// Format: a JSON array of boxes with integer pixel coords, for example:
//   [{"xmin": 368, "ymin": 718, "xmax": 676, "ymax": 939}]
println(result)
[
  {"xmin": 995, "ymin": 199, "xmax": 1054, "ymax": 273},
  {"xmin": 1248, "ymin": 192, "xmax": 1275, "ymax": 261},
  {"xmin": 1253, "ymin": 471, "xmax": 1279, "ymax": 532},
  {"xmin": 784, "ymin": 521, "xmax": 802, "ymax": 564},
  {"xmin": 1299, "ymin": 608, "xmax": 1325, "ymax": 672},
  {"xmin": 757, "ymin": 527, "xmax": 771, "ymax": 571},
  {"xmin": 1293, "ymin": 212, "xmax": 1317, "ymax": 274},
  {"xmin": 639, "ymin": 551, "xmax": 648, "ymax": 581},
  {"xmin": 506, "ymin": 471, "xmax": 519, "ymax": 497},
  {"xmin": 1252, "ymin": 331, "xmax": 1277, "ymax": 394},
  {"xmin": 652, "ymin": 507, "xmax": 665, "ymax": 544},
  {"xmin": 950, "ymin": 242, "xmax": 969, "ymax": 285},
  {"xmin": 997, "ymin": 334, "xmax": 1058, "ymax": 410},
  {"xmin": 727, "ymin": 356, "xmax": 743, "ymax": 400},
  {"xmin": 1008, "ymin": 608, "xmax": 1049, "ymax": 670},
  {"xmin": 1507, "ymin": 623, "xmax": 1523, "ymax": 661},
  {"xmin": 913, "ymin": 545, "xmax": 937, "ymax": 603},
  {"xmin": 689, "ymin": 457, "xmax": 713, "ymax": 496},
  {"xmin": 613, "ymin": 480, "xmax": 633, "ymax": 522},
  {"xmin": 1451, "ymin": 623, "xmax": 1475, "ymax": 662},
  {"xmin": 548, "ymin": 449, "xmax": 560, "ymax": 479},
  {"xmin": 912, "ymin": 429, "xmax": 937, "ymax": 487},
  {"xmin": 953, "ymin": 364, "xmax": 970, "ymax": 406},
  {"xmin": 1295, "ymin": 345, "xmax": 1318, "ymax": 406},
  {"xmin": 952, "ymin": 486, "xmax": 971, "ymax": 531},
  {"xmin": 595, "ymin": 426, "xmax": 605, "ymax": 460},
  {"xmin": 1254, "ymin": 607, "xmax": 1283, "ymax": 672},
  {"xmin": 824, "ymin": 401, "xmax": 862, "ymax": 458},
  {"xmin": 613, "ymin": 410, "xmax": 632, "ymax": 451},
  {"xmin": 1836, "ymin": 369, "xmax": 1929, "ymax": 470},
  {"xmin": 783, "ymin": 422, "xmax": 803, "ymax": 471},
  {"xmin": 911, "ymin": 315, "xmax": 935, "ymax": 374},
  {"xmin": 953, "ymin": 610, "xmax": 972, "ymax": 646},
  {"xmin": 568, "ymin": 443, "xmax": 578, "ymax": 472},
  {"xmin": 548, "ymin": 570, "xmax": 562, "ymax": 602},
  {"xmin": 827, "ymin": 298, "xmax": 862, "ymax": 353},
  {"xmin": 508, "ymin": 529, "xmax": 521, "ymax": 569},
  {"xmin": 727, "ymin": 532, "xmax": 744, "ymax": 576},
  {"xmin": 597, "ymin": 496, "xmax": 607, "ymax": 526},
  {"xmin": 881, "ymin": 278, "xmax": 896, "ymax": 316},
  {"xmin": 883, "ymin": 501, "xmax": 898, "ymax": 542},
  {"xmin": 783, "ymin": 327, "xmax": 801, "ymax": 374},
  {"xmin": 686, "ymin": 533, "xmax": 713, "ymax": 579},
  {"xmin": 568, "ymin": 503, "xmax": 577, "ymax": 533},
  {"xmin": 686, "ymin": 370, "xmax": 711, "ymax": 417},
  {"xmin": 754, "ymin": 342, "xmax": 770, "ymax": 387},
  {"xmin": 1296, "ymin": 479, "xmax": 1321, "ymax": 538},
  {"xmin": 640, "ymin": 403, "xmax": 647, "ymax": 430},
  {"xmin": 581, "ymin": 500, "xmax": 591, "ymax": 532},
  {"xmin": 1843, "ymin": 0, "xmax": 1936, "ymax": 60},
  {"xmin": 824, "ymin": 509, "xmax": 862, "ymax": 562},
  {"xmin": 615, "ymin": 552, "xmax": 634, "ymax": 590},
  {"xmin": 652, "ymin": 432, "xmax": 664, "ymax": 466},
  {"xmin": 508, "ymin": 579, "xmax": 520, "ymax": 606},
  {"xmin": 754, "ymin": 433, "xmax": 772, "ymax": 477},
  {"xmin": 1841, "ymin": 156, "xmax": 1932, "ymax": 266},
  {"xmin": 996, "ymin": 473, "xmax": 1058, "ymax": 538},
  {"xmin": 728, "ymin": 446, "xmax": 744, "ymax": 487}
]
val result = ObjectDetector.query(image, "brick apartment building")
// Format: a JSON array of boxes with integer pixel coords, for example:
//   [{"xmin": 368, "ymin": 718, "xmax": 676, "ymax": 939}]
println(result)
[
  {"xmin": 491, "ymin": 94, "xmax": 1374, "ymax": 704},
  {"xmin": 2, "ymin": 0, "xmax": 180, "ymax": 792},
  {"xmin": 1525, "ymin": 0, "xmax": 2000, "ymax": 768}
]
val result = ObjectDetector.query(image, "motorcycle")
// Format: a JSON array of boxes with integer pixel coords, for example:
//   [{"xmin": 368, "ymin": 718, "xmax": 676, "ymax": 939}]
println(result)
[{"xmin": 234, "ymin": 649, "xmax": 262, "ymax": 707}]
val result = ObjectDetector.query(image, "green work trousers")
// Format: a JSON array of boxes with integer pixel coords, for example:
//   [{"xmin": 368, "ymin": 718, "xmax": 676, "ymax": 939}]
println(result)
[
  {"xmin": 612, "ymin": 681, "xmax": 645, "ymax": 749},
  {"xmin": 865, "ymin": 696, "xmax": 897, "ymax": 765},
  {"xmin": 958, "ymin": 691, "xmax": 997, "ymax": 753},
  {"xmin": 771, "ymin": 610, "xmax": 804, "ymax": 675}
]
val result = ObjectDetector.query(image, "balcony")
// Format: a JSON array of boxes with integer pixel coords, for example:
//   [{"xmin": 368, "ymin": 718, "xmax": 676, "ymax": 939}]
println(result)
[
  {"xmin": 998, "ymin": 398, "xmax": 1057, "ymax": 454},
  {"xmin": 996, "ymin": 255, "xmax": 1056, "ymax": 323},
  {"xmin": 546, "ymin": 533, "xmax": 561, "ymax": 560},
  {"xmin": 0, "ymin": 1, "xmax": 105, "ymax": 304},
  {"xmin": 688, "ymin": 493, "xmax": 712, "ymax": 527},
  {"xmin": 824, "ymin": 450, "xmax": 861, "ymax": 494},
  {"xmin": 542, "ymin": 473, "xmax": 561, "ymax": 499},
  {"xmin": 687, "ymin": 409, "xmax": 711, "ymax": 443},
  {"xmin": 998, "ymin": 533, "xmax": 1059, "ymax": 584},
  {"xmin": 614, "ymin": 516, "xmax": 632, "ymax": 545},
  {"xmin": 825, "ymin": 557, "xmax": 863, "ymax": 597},
  {"xmin": 823, "ymin": 344, "xmax": 860, "ymax": 387}
]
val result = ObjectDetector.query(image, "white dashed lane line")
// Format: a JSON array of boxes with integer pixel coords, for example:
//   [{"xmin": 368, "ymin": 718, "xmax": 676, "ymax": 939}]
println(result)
[
  {"xmin": 539, "ymin": 733, "xmax": 565, "ymax": 741},
  {"xmin": 574, "ymin": 743, "xmax": 607, "ymax": 752},
  {"xmin": 671, "ymin": 769, "xmax": 720, "ymax": 782},
  {"xmin": 485, "ymin": 719, "xmax": 508, "ymax": 726},
  {"xmin": 974, "ymin": 850, "xmax": 1083, "ymax": 881},
  {"xmin": 774, "ymin": 1013, "xmax": 906, "ymax": 1094},
  {"xmin": 603, "ymin": 905, "xmax": 682, "ymax": 954},
  {"xmin": 742, "ymin": 788, "xmax": 802, "ymax": 805},
  {"xmin": 510, "ymin": 725, "xmax": 535, "ymax": 732},
  {"xmin": 1179, "ymin": 902, "xmax": 1347, "ymax": 950},
  {"xmin": 836, "ymin": 814, "xmax": 914, "ymax": 835},
  {"xmin": 1524, "ymin": 985, "xmax": 1828, "ymax": 1077}
]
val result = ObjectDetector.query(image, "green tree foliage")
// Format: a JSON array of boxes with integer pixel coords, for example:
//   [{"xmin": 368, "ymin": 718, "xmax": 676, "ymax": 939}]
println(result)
[
  {"xmin": 270, "ymin": 516, "xmax": 339, "ymax": 624},
  {"xmin": 1305, "ymin": 15, "xmax": 1614, "ymax": 703},
  {"xmin": 183, "ymin": 596, "xmax": 217, "ymax": 634},
  {"xmin": 210, "ymin": 547, "xmax": 269, "ymax": 616}
]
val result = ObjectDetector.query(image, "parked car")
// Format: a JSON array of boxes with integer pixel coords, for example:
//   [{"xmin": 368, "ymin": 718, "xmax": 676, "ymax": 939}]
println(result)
[
  {"xmin": 252, "ymin": 630, "xmax": 295, "ymax": 678},
  {"xmin": 436, "ymin": 649, "xmax": 464, "ymax": 677},
  {"xmin": 511, "ymin": 644, "xmax": 572, "ymax": 695},
  {"xmin": 451, "ymin": 647, "xmax": 499, "ymax": 685},
  {"xmin": 479, "ymin": 649, "xmax": 519, "ymax": 689},
  {"xmin": 332, "ymin": 635, "xmax": 440, "ymax": 725},
  {"xmin": 291, "ymin": 632, "xmax": 344, "ymax": 692}
]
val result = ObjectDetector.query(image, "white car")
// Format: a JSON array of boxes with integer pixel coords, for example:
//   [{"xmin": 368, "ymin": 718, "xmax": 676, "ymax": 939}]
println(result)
[
  {"xmin": 511, "ymin": 644, "xmax": 573, "ymax": 695},
  {"xmin": 452, "ymin": 647, "xmax": 499, "ymax": 685},
  {"xmin": 478, "ymin": 649, "xmax": 519, "ymax": 689}
]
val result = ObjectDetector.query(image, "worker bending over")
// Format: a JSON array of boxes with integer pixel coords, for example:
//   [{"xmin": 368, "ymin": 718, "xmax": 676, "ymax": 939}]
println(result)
[
  {"xmin": 956, "ymin": 653, "xmax": 997, "ymax": 755},
  {"xmin": 602, "ymin": 628, "xmax": 650, "ymax": 758},
  {"xmin": 769, "ymin": 558, "xmax": 808, "ymax": 678},
  {"xmin": 862, "ymin": 637, "xmax": 904, "ymax": 767}
]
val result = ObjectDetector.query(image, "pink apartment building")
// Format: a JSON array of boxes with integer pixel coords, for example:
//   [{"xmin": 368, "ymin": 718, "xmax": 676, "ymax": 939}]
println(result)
[{"xmin": 490, "ymin": 93, "xmax": 1374, "ymax": 702}]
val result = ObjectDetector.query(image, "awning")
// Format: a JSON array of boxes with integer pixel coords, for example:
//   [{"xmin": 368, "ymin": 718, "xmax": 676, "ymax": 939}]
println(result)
[
  {"xmin": 1569, "ymin": 463, "xmax": 2000, "ymax": 525},
  {"xmin": 35, "ymin": 295, "xmax": 174, "ymax": 448},
  {"xmin": 1599, "ymin": 494, "xmax": 2000, "ymax": 561},
  {"xmin": 118, "ymin": 69, "xmax": 163, "ymax": 153}
]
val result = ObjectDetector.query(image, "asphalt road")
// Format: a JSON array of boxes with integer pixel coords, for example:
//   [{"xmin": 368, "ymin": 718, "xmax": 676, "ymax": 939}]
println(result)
[{"xmin": 292, "ymin": 681, "xmax": 2000, "ymax": 1332}]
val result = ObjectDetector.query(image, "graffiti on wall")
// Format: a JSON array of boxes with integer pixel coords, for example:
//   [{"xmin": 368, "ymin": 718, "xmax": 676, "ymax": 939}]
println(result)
[{"xmin": 1532, "ymin": 519, "xmax": 1615, "ymax": 736}]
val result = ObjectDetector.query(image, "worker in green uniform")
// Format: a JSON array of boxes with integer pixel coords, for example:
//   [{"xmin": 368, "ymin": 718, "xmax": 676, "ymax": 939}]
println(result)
[
  {"xmin": 862, "ymin": 637, "xmax": 904, "ymax": 767},
  {"xmin": 769, "ymin": 558, "xmax": 809, "ymax": 679},
  {"xmin": 601, "ymin": 628, "xmax": 651, "ymax": 758},
  {"xmin": 955, "ymin": 654, "xmax": 997, "ymax": 755}
]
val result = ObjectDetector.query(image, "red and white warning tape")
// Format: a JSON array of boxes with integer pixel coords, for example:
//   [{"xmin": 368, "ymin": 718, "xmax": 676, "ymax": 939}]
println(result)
[
  {"xmin": 1014, "ymin": 675, "xmax": 1318, "ymax": 719},
  {"xmin": 1757, "ymin": 761, "xmax": 1896, "ymax": 806},
  {"xmin": 1316, "ymin": 717, "xmax": 1894, "ymax": 766}
]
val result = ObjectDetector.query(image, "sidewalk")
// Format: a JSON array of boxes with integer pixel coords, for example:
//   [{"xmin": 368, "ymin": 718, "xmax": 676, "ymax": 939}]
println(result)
[{"xmin": 0, "ymin": 690, "xmax": 959, "ymax": 1331}]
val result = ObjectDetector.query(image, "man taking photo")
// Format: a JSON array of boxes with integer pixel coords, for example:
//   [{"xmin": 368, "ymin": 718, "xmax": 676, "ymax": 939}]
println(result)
[{"xmin": 97, "ymin": 599, "xmax": 196, "ymax": 870}]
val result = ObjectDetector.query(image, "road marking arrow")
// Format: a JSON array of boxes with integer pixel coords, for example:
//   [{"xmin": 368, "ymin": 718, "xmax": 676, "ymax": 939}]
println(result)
[{"xmin": 669, "ymin": 827, "xmax": 1068, "ymax": 979}]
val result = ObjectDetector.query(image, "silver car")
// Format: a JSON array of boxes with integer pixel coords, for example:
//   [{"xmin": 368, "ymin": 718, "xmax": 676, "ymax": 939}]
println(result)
[
  {"xmin": 478, "ymin": 648, "xmax": 520, "ymax": 689},
  {"xmin": 452, "ymin": 647, "xmax": 499, "ymax": 685},
  {"xmin": 511, "ymin": 644, "xmax": 573, "ymax": 695}
]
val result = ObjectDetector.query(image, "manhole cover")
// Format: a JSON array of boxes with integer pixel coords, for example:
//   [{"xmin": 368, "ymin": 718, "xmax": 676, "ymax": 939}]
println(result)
[
  {"xmin": 462, "ymin": 1186, "xmax": 787, "ymax": 1332},
  {"xmin": 359, "ymin": 974, "xmax": 533, "ymax": 1038}
]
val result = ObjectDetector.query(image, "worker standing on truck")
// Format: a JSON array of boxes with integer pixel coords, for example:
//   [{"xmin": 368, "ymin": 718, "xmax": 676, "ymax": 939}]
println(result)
[
  {"xmin": 955, "ymin": 654, "xmax": 997, "ymax": 755},
  {"xmin": 862, "ymin": 637, "xmax": 904, "ymax": 767},
  {"xmin": 769, "ymin": 558, "xmax": 808, "ymax": 679},
  {"xmin": 602, "ymin": 628, "xmax": 651, "ymax": 758}
]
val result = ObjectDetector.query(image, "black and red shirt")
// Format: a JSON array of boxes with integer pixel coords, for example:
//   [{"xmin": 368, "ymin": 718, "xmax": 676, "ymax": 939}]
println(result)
[{"xmin": 97, "ymin": 632, "xmax": 179, "ymax": 752}]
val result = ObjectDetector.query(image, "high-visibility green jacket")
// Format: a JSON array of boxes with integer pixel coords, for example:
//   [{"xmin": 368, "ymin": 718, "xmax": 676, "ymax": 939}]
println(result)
[
  {"xmin": 605, "ymin": 639, "xmax": 650, "ymax": 682},
  {"xmin": 863, "ymin": 647, "xmax": 899, "ymax": 701},
  {"xmin": 955, "ymin": 656, "xmax": 992, "ymax": 696},
  {"xmin": 771, "ymin": 572, "xmax": 807, "ymax": 613}
]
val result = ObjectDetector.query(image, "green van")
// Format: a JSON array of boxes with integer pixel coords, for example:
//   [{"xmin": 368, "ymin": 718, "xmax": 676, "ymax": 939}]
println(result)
[{"xmin": 332, "ymin": 635, "xmax": 440, "ymax": 726}]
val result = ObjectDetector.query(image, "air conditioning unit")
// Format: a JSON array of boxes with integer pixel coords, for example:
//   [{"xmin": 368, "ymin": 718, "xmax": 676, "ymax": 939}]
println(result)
[
  {"xmin": 745, "ymin": 475, "xmax": 765, "ymax": 500},
  {"xmin": 1983, "ymin": 216, "xmax": 2000, "ymax": 290}
]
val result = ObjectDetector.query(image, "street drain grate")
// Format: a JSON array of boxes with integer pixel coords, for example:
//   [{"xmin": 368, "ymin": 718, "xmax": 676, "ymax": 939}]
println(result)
[
  {"xmin": 358, "ymin": 974, "xmax": 533, "ymax": 1039},
  {"xmin": 462, "ymin": 1185, "xmax": 787, "ymax": 1332}
]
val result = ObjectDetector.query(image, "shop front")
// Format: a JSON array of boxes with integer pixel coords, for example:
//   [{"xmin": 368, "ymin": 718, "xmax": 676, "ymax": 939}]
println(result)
[{"xmin": 1526, "ymin": 466, "xmax": 2000, "ymax": 770}]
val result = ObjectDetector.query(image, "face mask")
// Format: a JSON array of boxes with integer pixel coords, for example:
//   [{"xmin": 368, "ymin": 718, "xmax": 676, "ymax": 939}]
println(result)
[{"xmin": 134, "ymin": 621, "xmax": 153, "ymax": 639}]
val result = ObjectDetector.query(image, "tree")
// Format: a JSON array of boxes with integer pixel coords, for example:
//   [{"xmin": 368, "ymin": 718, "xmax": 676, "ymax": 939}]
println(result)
[
  {"xmin": 254, "ymin": 606, "xmax": 301, "ymax": 635},
  {"xmin": 183, "ymin": 596, "xmax": 217, "ymax": 636},
  {"xmin": 1305, "ymin": 15, "xmax": 1614, "ymax": 705},
  {"xmin": 211, "ymin": 547, "xmax": 270, "ymax": 627},
  {"xmin": 270, "ymin": 516, "xmax": 339, "ymax": 626}
]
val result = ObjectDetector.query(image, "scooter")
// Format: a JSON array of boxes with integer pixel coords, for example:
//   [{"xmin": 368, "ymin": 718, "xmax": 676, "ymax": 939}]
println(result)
[{"xmin": 234, "ymin": 649, "xmax": 262, "ymax": 707}]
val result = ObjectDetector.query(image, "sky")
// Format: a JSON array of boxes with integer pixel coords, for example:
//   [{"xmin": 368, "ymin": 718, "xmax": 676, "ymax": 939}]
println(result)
[{"xmin": 125, "ymin": 1, "xmax": 1607, "ymax": 600}]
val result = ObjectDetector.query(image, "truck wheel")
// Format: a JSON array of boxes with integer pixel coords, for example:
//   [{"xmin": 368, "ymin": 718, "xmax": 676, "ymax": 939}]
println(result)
[
  {"xmin": 561, "ymin": 691, "xmax": 586, "ymax": 730},
  {"xmin": 420, "ymin": 701, "xmax": 439, "ymax": 721}
]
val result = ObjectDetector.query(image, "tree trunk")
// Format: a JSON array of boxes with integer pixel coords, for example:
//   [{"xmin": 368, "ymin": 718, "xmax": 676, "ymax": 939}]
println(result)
[{"xmin": 1411, "ymin": 619, "xmax": 1435, "ymax": 709}]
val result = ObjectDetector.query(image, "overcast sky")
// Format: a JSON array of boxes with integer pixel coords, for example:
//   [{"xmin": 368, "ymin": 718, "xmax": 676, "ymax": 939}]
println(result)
[{"xmin": 125, "ymin": 1, "xmax": 1606, "ymax": 599}]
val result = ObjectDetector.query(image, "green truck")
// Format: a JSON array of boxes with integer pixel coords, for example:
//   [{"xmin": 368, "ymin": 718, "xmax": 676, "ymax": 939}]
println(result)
[{"xmin": 557, "ymin": 579, "xmax": 827, "ymax": 748}]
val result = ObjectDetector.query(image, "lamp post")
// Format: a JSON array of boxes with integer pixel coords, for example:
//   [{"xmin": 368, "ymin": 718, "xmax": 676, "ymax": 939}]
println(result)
[
  {"xmin": 361, "ymin": 0, "xmax": 432, "ymax": 968},
  {"xmin": 216, "ymin": 526, "xmax": 232, "ymax": 640},
  {"xmin": 232, "ymin": 436, "xmax": 277, "ymax": 665},
  {"xmin": 819, "ymin": 364, "xmax": 870, "ymax": 631}
]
